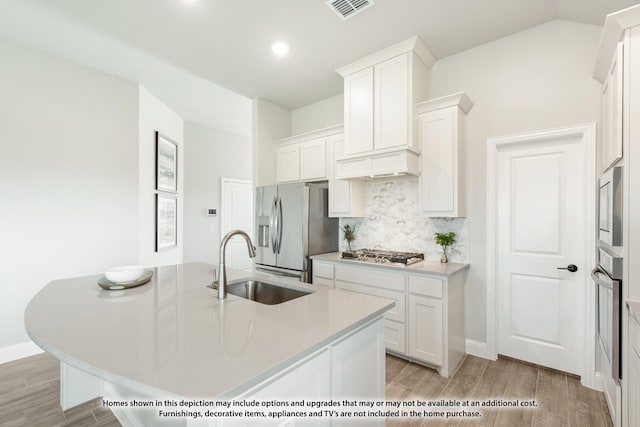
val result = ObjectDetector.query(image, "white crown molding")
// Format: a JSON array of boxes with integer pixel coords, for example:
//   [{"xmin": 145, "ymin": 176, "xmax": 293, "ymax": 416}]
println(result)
[
  {"xmin": 416, "ymin": 92, "xmax": 474, "ymax": 114},
  {"xmin": 593, "ymin": 3, "xmax": 640, "ymax": 82},
  {"xmin": 275, "ymin": 124, "xmax": 344, "ymax": 146},
  {"xmin": 336, "ymin": 36, "xmax": 435, "ymax": 77}
]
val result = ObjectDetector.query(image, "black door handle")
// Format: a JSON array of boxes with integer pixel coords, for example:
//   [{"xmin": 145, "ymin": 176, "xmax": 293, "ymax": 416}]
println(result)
[{"xmin": 557, "ymin": 264, "xmax": 578, "ymax": 272}]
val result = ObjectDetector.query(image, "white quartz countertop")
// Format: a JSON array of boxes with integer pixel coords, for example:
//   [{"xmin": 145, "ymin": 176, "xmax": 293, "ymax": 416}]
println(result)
[
  {"xmin": 311, "ymin": 252, "xmax": 469, "ymax": 276},
  {"xmin": 25, "ymin": 263, "xmax": 393, "ymax": 399}
]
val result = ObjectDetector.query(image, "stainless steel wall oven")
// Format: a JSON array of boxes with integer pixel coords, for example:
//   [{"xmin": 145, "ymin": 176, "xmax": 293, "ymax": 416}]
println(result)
[{"xmin": 592, "ymin": 247, "xmax": 623, "ymax": 383}]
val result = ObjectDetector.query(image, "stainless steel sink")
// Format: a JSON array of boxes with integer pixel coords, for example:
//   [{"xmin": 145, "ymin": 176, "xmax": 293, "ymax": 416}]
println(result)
[{"xmin": 224, "ymin": 279, "xmax": 312, "ymax": 305}]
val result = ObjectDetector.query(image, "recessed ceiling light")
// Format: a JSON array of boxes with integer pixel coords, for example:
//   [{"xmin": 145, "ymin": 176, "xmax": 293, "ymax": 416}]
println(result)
[{"xmin": 271, "ymin": 41, "xmax": 290, "ymax": 57}]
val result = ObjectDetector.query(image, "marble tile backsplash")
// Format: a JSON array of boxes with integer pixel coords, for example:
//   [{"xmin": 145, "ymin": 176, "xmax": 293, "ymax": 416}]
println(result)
[{"xmin": 338, "ymin": 178, "xmax": 469, "ymax": 263}]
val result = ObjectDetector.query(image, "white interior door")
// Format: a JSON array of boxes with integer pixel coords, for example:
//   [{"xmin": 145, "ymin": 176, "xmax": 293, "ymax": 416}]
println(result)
[
  {"xmin": 220, "ymin": 178, "xmax": 253, "ymax": 270},
  {"xmin": 497, "ymin": 136, "xmax": 586, "ymax": 375}
]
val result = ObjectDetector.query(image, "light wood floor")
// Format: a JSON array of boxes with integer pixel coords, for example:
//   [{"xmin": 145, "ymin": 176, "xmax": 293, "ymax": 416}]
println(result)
[
  {"xmin": 386, "ymin": 354, "xmax": 613, "ymax": 427},
  {"xmin": 0, "ymin": 353, "xmax": 612, "ymax": 427}
]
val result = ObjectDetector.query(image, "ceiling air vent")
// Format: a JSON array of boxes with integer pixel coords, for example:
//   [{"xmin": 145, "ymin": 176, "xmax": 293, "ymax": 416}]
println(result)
[{"xmin": 327, "ymin": 0, "xmax": 375, "ymax": 20}]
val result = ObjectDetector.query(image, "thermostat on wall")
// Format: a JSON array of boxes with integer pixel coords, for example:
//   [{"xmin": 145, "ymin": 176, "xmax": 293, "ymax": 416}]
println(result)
[{"xmin": 207, "ymin": 209, "xmax": 217, "ymax": 216}]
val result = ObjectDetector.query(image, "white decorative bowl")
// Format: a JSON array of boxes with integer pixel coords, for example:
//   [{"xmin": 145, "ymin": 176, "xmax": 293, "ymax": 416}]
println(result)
[{"xmin": 105, "ymin": 266, "xmax": 146, "ymax": 283}]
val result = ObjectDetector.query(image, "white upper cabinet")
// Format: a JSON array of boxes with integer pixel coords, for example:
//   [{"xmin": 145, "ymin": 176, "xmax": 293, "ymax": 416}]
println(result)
[
  {"xmin": 601, "ymin": 42, "xmax": 623, "ymax": 172},
  {"xmin": 276, "ymin": 144, "xmax": 300, "ymax": 183},
  {"xmin": 344, "ymin": 68, "xmax": 374, "ymax": 155},
  {"xmin": 300, "ymin": 138, "xmax": 327, "ymax": 181},
  {"xmin": 417, "ymin": 93, "xmax": 473, "ymax": 218},
  {"xmin": 374, "ymin": 54, "xmax": 409, "ymax": 151},
  {"xmin": 275, "ymin": 127, "xmax": 335, "ymax": 184},
  {"xmin": 328, "ymin": 134, "xmax": 365, "ymax": 218},
  {"xmin": 336, "ymin": 37, "xmax": 434, "ymax": 179}
]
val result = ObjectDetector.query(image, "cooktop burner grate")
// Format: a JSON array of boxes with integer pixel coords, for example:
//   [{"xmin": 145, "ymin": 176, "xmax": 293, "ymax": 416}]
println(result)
[{"xmin": 341, "ymin": 249, "xmax": 424, "ymax": 265}]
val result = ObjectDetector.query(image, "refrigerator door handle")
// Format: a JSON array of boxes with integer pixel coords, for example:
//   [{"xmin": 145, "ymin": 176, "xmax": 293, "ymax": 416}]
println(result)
[
  {"xmin": 276, "ymin": 196, "xmax": 283, "ymax": 254},
  {"xmin": 270, "ymin": 196, "xmax": 277, "ymax": 254}
]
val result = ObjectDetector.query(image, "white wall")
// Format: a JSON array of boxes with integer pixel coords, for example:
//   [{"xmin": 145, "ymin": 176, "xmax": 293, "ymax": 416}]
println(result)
[
  {"xmin": 429, "ymin": 20, "xmax": 602, "ymax": 343},
  {"xmin": 183, "ymin": 122, "xmax": 252, "ymax": 264},
  {"xmin": 252, "ymin": 99, "xmax": 290, "ymax": 187},
  {"xmin": 290, "ymin": 94, "xmax": 344, "ymax": 135},
  {"xmin": 138, "ymin": 86, "xmax": 184, "ymax": 267},
  {"xmin": 0, "ymin": 39, "xmax": 139, "ymax": 360}
]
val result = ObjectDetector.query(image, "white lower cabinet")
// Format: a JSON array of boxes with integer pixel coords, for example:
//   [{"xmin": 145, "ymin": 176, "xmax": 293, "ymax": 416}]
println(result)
[
  {"xmin": 408, "ymin": 294, "xmax": 443, "ymax": 365},
  {"xmin": 384, "ymin": 319, "xmax": 406, "ymax": 354},
  {"xmin": 629, "ymin": 312, "xmax": 640, "ymax": 427},
  {"xmin": 325, "ymin": 259, "xmax": 466, "ymax": 377},
  {"xmin": 630, "ymin": 348, "xmax": 640, "ymax": 427},
  {"xmin": 311, "ymin": 260, "xmax": 335, "ymax": 288}
]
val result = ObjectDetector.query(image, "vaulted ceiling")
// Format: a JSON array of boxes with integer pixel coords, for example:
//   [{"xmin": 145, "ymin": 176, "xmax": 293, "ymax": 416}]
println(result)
[{"xmin": 1, "ymin": 0, "xmax": 637, "ymax": 135}]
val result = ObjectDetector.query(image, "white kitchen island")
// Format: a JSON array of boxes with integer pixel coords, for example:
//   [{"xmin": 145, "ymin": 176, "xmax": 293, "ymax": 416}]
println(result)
[{"xmin": 24, "ymin": 262, "xmax": 394, "ymax": 426}]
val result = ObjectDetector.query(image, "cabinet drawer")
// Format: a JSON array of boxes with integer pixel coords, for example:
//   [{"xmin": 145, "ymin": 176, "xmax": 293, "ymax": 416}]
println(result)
[
  {"xmin": 335, "ymin": 264, "xmax": 405, "ymax": 292},
  {"xmin": 409, "ymin": 275, "xmax": 443, "ymax": 298},
  {"xmin": 384, "ymin": 319, "xmax": 406, "ymax": 354},
  {"xmin": 313, "ymin": 261, "xmax": 334, "ymax": 279},
  {"xmin": 313, "ymin": 277, "xmax": 334, "ymax": 288},
  {"xmin": 336, "ymin": 280, "xmax": 405, "ymax": 322}
]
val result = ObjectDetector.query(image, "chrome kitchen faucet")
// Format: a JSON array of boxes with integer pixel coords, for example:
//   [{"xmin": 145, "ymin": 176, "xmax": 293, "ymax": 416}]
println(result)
[{"xmin": 218, "ymin": 230, "xmax": 257, "ymax": 299}]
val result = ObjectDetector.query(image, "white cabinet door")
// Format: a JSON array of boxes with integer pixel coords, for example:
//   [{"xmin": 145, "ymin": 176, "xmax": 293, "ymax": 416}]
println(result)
[
  {"xmin": 408, "ymin": 294, "xmax": 443, "ymax": 365},
  {"xmin": 631, "ymin": 346, "xmax": 640, "ymax": 427},
  {"xmin": 374, "ymin": 54, "xmax": 408, "ymax": 151},
  {"xmin": 344, "ymin": 68, "xmax": 374, "ymax": 155},
  {"xmin": 419, "ymin": 103, "xmax": 466, "ymax": 218},
  {"xmin": 312, "ymin": 260, "xmax": 335, "ymax": 288},
  {"xmin": 300, "ymin": 138, "xmax": 327, "ymax": 181},
  {"xmin": 276, "ymin": 145, "xmax": 300, "ymax": 183},
  {"xmin": 329, "ymin": 138, "xmax": 364, "ymax": 217},
  {"xmin": 602, "ymin": 42, "xmax": 623, "ymax": 172},
  {"xmin": 384, "ymin": 319, "xmax": 406, "ymax": 354}
]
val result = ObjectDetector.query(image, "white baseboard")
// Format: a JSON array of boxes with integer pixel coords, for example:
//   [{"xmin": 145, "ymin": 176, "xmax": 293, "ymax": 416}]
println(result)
[
  {"xmin": 0, "ymin": 341, "xmax": 44, "ymax": 364},
  {"xmin": 591, "ymin": 372, "xmax": 604, "ymax": 392},
  {"xmin": 465, "ymin": 339, "xmax": 495, "ymax": 360}
]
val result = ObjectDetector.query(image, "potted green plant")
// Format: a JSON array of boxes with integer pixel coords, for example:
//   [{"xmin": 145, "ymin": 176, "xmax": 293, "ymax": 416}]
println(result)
[
  {"xmin": 342, "ymin": 224, "xmax": 356, "ymax": 252},
  {"xmin": 434, "ymin": 231, "xmax": 456, "ymax": 263}
]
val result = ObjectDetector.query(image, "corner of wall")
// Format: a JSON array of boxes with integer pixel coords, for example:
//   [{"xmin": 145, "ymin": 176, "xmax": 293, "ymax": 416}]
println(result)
[
  {"xmin": 252, "ymin": 99, "xmax": 291, "ymax": 187},
  {"xmin": 138, "ymin": 85, "xmax": 185, "ymax": 267}
]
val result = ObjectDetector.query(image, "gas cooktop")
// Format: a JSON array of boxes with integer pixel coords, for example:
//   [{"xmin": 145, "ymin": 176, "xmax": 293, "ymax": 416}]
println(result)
[{"xmin": 341, "ymin": 249, "xmax": 425, "ymax": 266}]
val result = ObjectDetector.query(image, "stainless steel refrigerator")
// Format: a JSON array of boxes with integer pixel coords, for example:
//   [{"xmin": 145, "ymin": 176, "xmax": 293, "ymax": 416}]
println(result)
[{"xmin": 255, "ymin": 182, "xmax": 338, "ymax": 282}]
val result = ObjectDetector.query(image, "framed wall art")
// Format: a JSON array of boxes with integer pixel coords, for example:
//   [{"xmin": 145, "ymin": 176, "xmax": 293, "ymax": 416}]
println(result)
[
  {"xmin": 155, "ymin": 193, "xmax": 178, "ymax": 251},
  {"xmin": 156, "ymin": 132, "xmax": 178, "ymax": 193}
]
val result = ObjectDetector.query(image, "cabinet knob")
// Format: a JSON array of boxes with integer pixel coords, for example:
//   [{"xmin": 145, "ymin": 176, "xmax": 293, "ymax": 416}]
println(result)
[{"xmin": 557, "ymin": 264, "xmax": 578, "ymax": 272}]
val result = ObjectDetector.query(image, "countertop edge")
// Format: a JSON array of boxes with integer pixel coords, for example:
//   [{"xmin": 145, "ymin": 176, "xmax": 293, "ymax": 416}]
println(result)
[
  {"xmin": 26, "ymin": 307, "xmax": 393, "ymax": 400},
  {"xmin": 25, "ymin": 325, "xmax": 186, "ymax": 400}
]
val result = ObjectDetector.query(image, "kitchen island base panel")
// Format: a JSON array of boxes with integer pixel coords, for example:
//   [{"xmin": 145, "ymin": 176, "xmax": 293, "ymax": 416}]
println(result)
[
  {"xmin": 62, "ymin": 317, "xmax": 386, "ymax": 427},
  {"xmin": 60, "ymin": 362, "xmax": 104, "ymax": 411}
]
